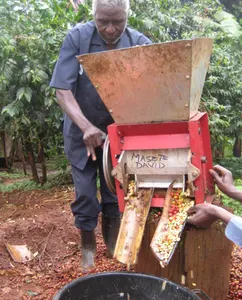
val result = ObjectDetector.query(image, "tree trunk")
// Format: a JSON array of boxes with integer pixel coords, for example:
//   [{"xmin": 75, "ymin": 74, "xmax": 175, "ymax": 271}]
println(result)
[
  {"xmin": 233, "ymin": 132, "xmax": 241, "ymax": 157},
  {"xmin": 135, "ymin": 221, "xmax": 233, "ymax": 300},
  {"xmin": 39, "ymin": 140, "xmax": 47, "ymax": 184},
  {"xmin": 19, "ymin": 140, "xmax": 27, "ymax": 176},
  {"xmin": 15, "ymin": 138, "xmax": 23, "ymax": 161},
  {"xmin": 1, "ymin": 132, "xmax": 9, "ymax": 168},
  {"xmin": 25, "ymin": 140, "xmax": 39, "ymax": 183}
]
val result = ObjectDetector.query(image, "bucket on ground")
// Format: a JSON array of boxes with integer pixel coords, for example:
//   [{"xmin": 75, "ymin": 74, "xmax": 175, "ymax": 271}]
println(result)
[{"xmin": 53, "ymin": 272, "xmax": 210, "ymax": 300}]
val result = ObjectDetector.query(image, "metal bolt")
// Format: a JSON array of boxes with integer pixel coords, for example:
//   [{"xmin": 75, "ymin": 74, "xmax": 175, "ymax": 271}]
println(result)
[
  {"xmin": 79, "ymin": 59, "xmax": 83, "ymax": 62},
  {"xmin": 95, "ymin": 85, "xmax": 99, "ymax": 89},
  {"xmin": 185, "ymin": 43, "xmax": 191, "ymax": 48},
  {"xmin": 185, "ymin": 104, "xmax": 189, "ymax": 107},
  {"xmin": 186, "ymin": 75, "xmax": 190, "ymax": 79},
  {"xmin": 201, "ymin": 156, "xmax": 207, "ymax": 163},
  {"xmin": 192, "ymin": 171, "xmax": 198, "ymax": 177},
  {"xmin": 109, "ymin": 109, "xmax": 113, "ymax": 113}
]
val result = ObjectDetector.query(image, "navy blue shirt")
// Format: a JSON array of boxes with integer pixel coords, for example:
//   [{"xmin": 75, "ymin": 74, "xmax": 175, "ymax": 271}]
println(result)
[{"xmin": 50, "ymin": 21, "xmax": 151, "ymax": 170}]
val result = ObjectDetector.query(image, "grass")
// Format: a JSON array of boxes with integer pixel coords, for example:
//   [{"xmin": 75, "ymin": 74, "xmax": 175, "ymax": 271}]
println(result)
[
  {"xmin": 0, "ymin": 179, "xmax": 44, "ymax": 192},
  {"xmin": 0, "ymin": 170, "xmax": 73, "ymax": 193},
  {"xmin": 0, "ymin": 170, "xmax": 26, "ymax": 180},
  {"xmin": 46, "ymin": 155, "xmax": 69, "ymax": 172}
]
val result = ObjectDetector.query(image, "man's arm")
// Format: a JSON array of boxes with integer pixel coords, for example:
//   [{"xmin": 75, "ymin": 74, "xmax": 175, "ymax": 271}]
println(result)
[
  {"xmin": 50, "ymin": 27, "xmax": 105, "ymax": 160},
  {"xmin": 210, "ymin": 165, "xmax": 242, "ymax": 202},
  {"xmin": 56, "ymin": 90, "xmax": 105, "ymax": 161}
]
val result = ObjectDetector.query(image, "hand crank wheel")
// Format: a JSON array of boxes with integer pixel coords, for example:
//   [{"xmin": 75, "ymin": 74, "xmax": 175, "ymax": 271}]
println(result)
[{"xmin": 102, "ymin": 136, "xmax": 116, "ymax": 194}]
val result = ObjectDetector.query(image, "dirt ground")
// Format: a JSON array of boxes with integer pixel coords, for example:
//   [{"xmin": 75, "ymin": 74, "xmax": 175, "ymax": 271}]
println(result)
[
  {"xmin": 0, "ymin": 187, "xmax": 126, "ymax": 300},
  {"xmin": 0, "ymin": 186, "xmax": 241, "ymax": 300}
]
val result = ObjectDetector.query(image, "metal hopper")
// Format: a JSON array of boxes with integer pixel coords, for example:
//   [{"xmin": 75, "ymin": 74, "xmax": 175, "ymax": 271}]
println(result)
[{"xmin": 77, "ymin": 38, "xmax": 213, "ymax": 124}]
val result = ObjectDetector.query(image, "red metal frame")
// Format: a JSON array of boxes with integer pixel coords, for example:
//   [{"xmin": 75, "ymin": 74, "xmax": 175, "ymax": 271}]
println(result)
[{"xmin": 108, "ymin": 112, "xmax": 215, "ymax": 212}]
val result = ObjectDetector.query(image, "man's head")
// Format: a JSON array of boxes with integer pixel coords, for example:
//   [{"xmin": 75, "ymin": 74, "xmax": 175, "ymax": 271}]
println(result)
[{"xmin": 93, "ymin": 0, "xmax": 129, "ymax": 45}]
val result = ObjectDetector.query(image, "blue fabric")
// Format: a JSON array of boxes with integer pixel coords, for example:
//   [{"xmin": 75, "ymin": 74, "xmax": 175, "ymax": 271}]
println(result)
[
  {"xmin": 225, "ymin": 216, "xmax": 242, "ymax": 246},
  {"xmin": 71, "ymin": 147, "xmax": 119, "ymax": 231},
  {"xmin": 50, "ymin": 21, "xmax": 151, "ymax": 170}
]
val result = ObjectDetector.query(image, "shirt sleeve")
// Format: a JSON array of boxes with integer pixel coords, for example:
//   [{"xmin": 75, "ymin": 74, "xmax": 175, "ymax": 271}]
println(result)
[
  {"xmin": 50, "ymin": 28, "xmax": 80, "ymax": 90},
  {"xmin": 137, "ymin": 34, "xmax": 152, "ymax": 45},
  {"xmin": 225, "ymin": 216, "xmax": 242, "ymax": 246}
]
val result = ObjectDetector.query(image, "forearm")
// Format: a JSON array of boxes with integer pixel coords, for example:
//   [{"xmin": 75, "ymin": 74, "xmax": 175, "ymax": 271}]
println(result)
[
  {"xmin": 225, "ymin": 186, "xmax": 242, "ymax": 203},
  {"xmin": 211, "ymin": 205, "xmax": 234, "ymax": 225},
  {"xmin": 56, "ymin": 89, "xmax": 91, "ymax": 132}
]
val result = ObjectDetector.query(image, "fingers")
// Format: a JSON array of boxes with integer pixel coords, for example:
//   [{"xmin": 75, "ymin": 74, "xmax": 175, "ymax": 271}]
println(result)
[
  {"xmin": 91, "ymin": 133, "xmax": 104, "ymax": 148},
  {"xmin": 84, "ymin": 128, "xmax": 106, "ymax": 160},
  {"xmin": 187, "ymin": 206, "xmax": 197, "ymax": 215},
  {"xmin": 90, "ymin": 135, "xmax": 99, "ymax": 149},
  {"xmin": 90, "ymin": 146, "xmax": 96, "ymax": 161},
  {"xmin": 213, "ymin": 165, "xmax": 230, "ymax": 175},
  {"xmin": 187, "ymin": 215, "xmax": 195, "ymax": 224},
  {"xmin": 209, "ymin": 169, "xmax": 222, "ymax": 183},
  {"xmin": 86, "ymin": 145, "xmax": 96, "ymax": 161},
  {"xmin": 86, "ymin": 145, "xmax": 91, "ymax": 157}
]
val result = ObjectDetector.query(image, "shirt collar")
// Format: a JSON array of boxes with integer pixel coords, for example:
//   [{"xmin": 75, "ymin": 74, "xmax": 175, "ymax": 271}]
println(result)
[{"xmin": 91, "ymin": 25, "xmax": 131, "ymax": 49}]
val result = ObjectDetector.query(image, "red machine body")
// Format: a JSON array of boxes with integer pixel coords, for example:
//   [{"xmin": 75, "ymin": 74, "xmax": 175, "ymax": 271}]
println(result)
[{"xmin": 108, "ymin": 112, "xmax": 215, "ymax": 212}]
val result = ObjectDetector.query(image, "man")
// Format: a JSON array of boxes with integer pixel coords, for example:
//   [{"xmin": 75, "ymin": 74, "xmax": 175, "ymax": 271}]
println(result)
[
  {"xmin": 50, "ymin": 0, "xmax": 151, "ymax": 269},
  {"xmin": 188, "ymin": 165, "xmax": 242, "ymax": 246}
]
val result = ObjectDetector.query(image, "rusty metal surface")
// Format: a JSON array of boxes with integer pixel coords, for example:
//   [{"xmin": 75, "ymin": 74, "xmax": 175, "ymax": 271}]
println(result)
[
  {"xmin": 190, "ymin": 38, "xmax": 213, "ymax": 118},
  {"xmin": 77, "ymin": 38, "xmax": 213, "ymax": 125}
]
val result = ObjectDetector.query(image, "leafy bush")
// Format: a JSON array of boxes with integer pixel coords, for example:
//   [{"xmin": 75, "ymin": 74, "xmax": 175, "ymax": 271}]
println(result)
[{"xmin": 215, "ymin": 158, "xmax": 242, "ymax": 179}]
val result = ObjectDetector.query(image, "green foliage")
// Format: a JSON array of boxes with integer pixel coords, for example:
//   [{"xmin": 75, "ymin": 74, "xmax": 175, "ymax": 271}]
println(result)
[
  {"xmin": 221, "ymin": 195, "xmax": 242, "ymax": 216},
  {"xmin": 0, "ymin": 169, "xmax": 72, "ymax": 192},
  {"xmin": 47, "ymin": 169, "xmax": 73, "ymax": 186},
  {"xmin": 0, "ymin": 178, "xmax": 43, "ymax": 192},
  {"xmin": 215, "ymin": 158, "xmax": 242, "ymax": 179},
  {"xmin": 221, "ymin": 180, "xmax": 242, "ymax": 216},
  {"xmin": 128, "ymin": 0, "xmax": 242, "ymax": 158},
  {"xmin": 0, "ymin": 0, "xmax": 79, "ymax": 179},
  {"xmin": 0, "ymin": 171, "xmax": 26, "ymax": 179},
  {"xmin": 0, "ymin": 0, "xmax": 241, "ymax": 185},
  {"xmin": 46, "ymin": 156, "xmax": 70, "ymax": 172}
]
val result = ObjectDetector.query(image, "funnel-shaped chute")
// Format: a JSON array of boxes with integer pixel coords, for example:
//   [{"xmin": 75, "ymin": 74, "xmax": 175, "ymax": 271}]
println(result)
[{"xmin": 77, "ymin": 38, "xmax": 213, "ymax": 124}]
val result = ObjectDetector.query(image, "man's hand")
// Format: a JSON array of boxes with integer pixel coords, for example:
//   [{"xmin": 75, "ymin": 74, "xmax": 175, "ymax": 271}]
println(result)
[
  {"xmin": 210, "ymin": 165, "xmax": 235, "ymax": 196},
  {"xmin": 187, "ymin": 203, "xmax": 218, "ymax": 228},
  {"xmin": 83, "ymin": 126, "xmax": 106, "ymax": 160}
]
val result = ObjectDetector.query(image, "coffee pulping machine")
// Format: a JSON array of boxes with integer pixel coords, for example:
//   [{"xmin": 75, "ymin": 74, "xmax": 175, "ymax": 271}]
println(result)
[{"xmin": 77, "ymin": 38, "xmax": 215, "ymax": 266}]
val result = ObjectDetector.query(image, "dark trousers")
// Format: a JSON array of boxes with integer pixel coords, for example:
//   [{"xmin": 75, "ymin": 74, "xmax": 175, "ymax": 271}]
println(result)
[{"xmin": 70, "ymin": 147, "xmax": 120, "ymax": 231}]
